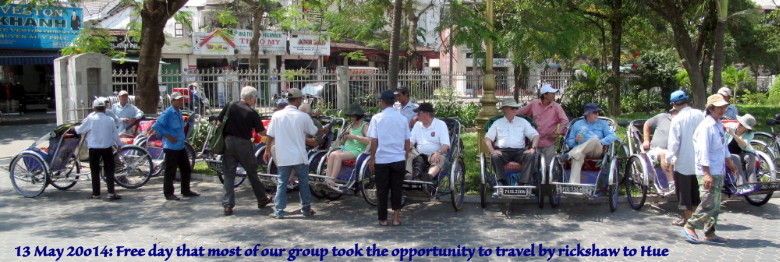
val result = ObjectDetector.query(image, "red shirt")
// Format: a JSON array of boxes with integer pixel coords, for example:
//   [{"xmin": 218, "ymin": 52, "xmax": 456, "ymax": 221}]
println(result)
[{"xmin": 517, "ymin": 99, "xmax": 569, "ymax": 148}]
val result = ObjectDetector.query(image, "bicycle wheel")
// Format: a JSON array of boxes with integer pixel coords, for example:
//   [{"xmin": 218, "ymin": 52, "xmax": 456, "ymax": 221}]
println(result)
[
  {"xmin": 624, "ymin": 156, "xmax": 648, "ymax": 210},
  {"xmin": 50, "ymin": 154, "xmax": 79, "ymax": 190},
  {"xmin": 744, "ymin": 151, "xmax": 775, "ymax": 206},
  {"xmin": 548, "ymin": 156, "xmax": 563, "ymax": 208},
  {"xmin": 450, "ymin": 158, "xmax": 466, "ymax": 211},
  {"xmin": 10, "ymin": 153, "xmax": 49, "ymax": 197},
  {"xmin": 113, "ymin": 146, "xmax": 153, "ymax": 189},
  {"xmin": 479, "ymin": 153, "xmax": 488, "ymax": 208},
  {"xmin": 359, "ymin": 156, "xmax": 378, "ymax": 206}
]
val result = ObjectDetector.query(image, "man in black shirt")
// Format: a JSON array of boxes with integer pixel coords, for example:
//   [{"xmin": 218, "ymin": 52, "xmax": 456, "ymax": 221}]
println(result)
[{"xmin": 217, "ymin": 86, "xmax": 273, "ymax": 215}]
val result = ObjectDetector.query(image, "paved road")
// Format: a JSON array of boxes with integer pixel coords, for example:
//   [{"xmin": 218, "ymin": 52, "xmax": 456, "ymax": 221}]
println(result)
[{"xmin": 1, "ymin": 124, "xmax": 779, "ymax": 261}]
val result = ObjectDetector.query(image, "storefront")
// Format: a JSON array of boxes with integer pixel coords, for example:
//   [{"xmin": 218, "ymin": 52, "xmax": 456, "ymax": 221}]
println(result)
[{"xmin": 0, "ymin": 4, "xmax": 82, "ymax": 112}]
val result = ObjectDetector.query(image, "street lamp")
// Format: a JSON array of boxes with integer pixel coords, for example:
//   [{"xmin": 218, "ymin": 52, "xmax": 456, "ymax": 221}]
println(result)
[{"xmin": 476, "ymin": 0, "xmax": 499, "ymax": 154}]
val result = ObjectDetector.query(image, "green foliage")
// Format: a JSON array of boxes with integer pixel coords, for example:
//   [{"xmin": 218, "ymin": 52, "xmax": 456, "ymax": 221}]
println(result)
[
  {"xmin": 339, "ymin": 51, "xmax": 368, "ymax": 61},
  {"xmin": 429, "ymin": 87, "xmax": 480, "ymax": 128},
  {"xmin": 735, "ymin": 104, "xmax": 779, "ymax": 133},
  {"xmin": 768, "ymin": 79, "xmax": 780, "ymax": 105},
  {"xmin": 561, "ymin": 65, "xmax": 610, "ymax": 117},
  {"xmin": 60, "ymin": 28, "xmax": 124, "ymax": 57},
  {"xmin": 460, "ymin": 133, "xmax": 480, "ymax": 193},
  {"xmin": 437, "ymin": 0, "xmax": 495, "ymax": 58},
  {"xmin": 620, "ymin": 90, "xmax": 665, "ymax": 114},
  {"xmin": 739, "ymin": 89, "xmax": 767, "ymax": 105},
  {"xmin": 630, "ymin": 50, "xmax": 679, "ymax": 104},
  {"xmin": 722, "ymin": 65, "xmax": 757, "ymax": 102},
  {"xmin": 675, "ymin": 70, "xmax": 691, "ymax": 88}
]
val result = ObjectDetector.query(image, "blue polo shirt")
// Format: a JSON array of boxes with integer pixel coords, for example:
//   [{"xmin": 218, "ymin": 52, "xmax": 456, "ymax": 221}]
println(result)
[{"xmin": 152, "ymin": 106, "xmax": 185, "ymax": 150}]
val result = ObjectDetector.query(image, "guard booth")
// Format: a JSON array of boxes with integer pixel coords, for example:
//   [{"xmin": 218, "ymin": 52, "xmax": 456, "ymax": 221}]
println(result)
[{"xmin": 53, "ymin": 53, "xmax": 112, "ymax": 125}]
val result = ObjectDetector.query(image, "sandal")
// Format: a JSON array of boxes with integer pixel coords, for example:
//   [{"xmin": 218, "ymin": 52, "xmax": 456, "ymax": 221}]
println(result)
[
  {"xmin": 703, "ymin": 236, "xmax": 729, "ymax": 244},
  {"xmin": 671, "ymin": 219, "xmax": 686, "ymax": 227},
  {"xmin": 108, "ymin": 194, "xmax": 122, "ymax": 200},
  {"xmin": 378, "ymin": 220, "xmax": 389, "ymax": 226},
  {"xmin": 88, "ymin": 195, "xmax": 101, "ymax": 199}
]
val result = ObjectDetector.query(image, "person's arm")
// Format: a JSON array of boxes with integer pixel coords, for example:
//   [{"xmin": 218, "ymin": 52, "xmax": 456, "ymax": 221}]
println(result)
[
  {"xmin": 153, "ymin": 111, "xmax": 177, "ymax": 143},
  {"xmin": 600, "ymin": 121, "xmax": 617, "ymax": 145},
  {"xmin": 556, "ymin": 105, "xmax": 569, "ymax": 136},
  {"xmin": 263, "ymin": 136, "xmax": 274, "ymax": 163},
  {"xmin": 565, "ymin": 122, "xmax": 578, "ymax": 148},
  {"xmin": 517, "ymin": 102, "xmax": 532, "ymax": 116},
  {"xmin": 666, "ymin": 118, "xmax": 681, "ymax": 164},
  {"xmin": 525, "ymin": 135, "xmax": 539, "ymax": 154},
  {"xmin": 215, "ymin": 104, "xmax": 228, "ymax": 127},
  {"xmin": 252, "ymin": 112, "xmax": 266, "ymax": 136},
  {"xmin": 133, "ymin": 106, "xmax": 143, "ymax": 120},
  {"xmin": 74, "ymin": 118, "xmax": 90, "ymax": 134},
  {"xmin": 642, "ymin": 121, "xmax": 652, "ymax": 150}
]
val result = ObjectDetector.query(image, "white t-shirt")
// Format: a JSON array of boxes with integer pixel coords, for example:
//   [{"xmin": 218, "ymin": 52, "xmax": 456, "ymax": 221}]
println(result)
[
  {"xmin": 267, "ymin": 105, "xmax": 318, "ymax": 166},
  {"xmin": 411, "ymin": 118, "xmax": 450, "ymax": 155},
  {"xmin": 367, "ymin": 107, "xmax": 411, "ymax": 164},
  {"xmin": 485, "ymin": 116, "xmax": 538, "ymax": 149}
]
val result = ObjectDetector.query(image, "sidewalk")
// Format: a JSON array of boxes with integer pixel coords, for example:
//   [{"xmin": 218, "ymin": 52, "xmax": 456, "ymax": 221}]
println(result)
[{"xmin": 0, "ymin": 111, "xmax": 56, "ymax": 125}]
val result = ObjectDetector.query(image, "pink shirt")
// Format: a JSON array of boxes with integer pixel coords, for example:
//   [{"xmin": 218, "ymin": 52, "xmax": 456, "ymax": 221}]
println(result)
[{"xmin": 517, "ymin": 99, "xmax": 569, "ymax": 148}]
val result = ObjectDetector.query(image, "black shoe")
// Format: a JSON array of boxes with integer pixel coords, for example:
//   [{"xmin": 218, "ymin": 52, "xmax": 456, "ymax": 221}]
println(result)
[
  {"xmin": 257, "ymin": 196, "xmax": 274, "ymax": 209},
  {"xmin": 108, "ymin": 194, "xmax": 122, "ymax": 200},
  {"xmin": 223, "ymin": 207, "xmax": 233, "ymax": 216},
  {"xmin": 165, "ymin": 195, "xmax": 181, "ymax": 201},
  {"xmin": 557, "ymin": 153, "xmax": 569, "ymax": 164},
  {"xmin": 182, "ymin": 191, "xmax": 200, "ymax": 197}
]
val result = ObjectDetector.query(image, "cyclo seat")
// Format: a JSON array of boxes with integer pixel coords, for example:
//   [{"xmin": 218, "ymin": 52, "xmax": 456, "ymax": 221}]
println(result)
[{"xmin": 342, "ymin": 159, "xmax": 357, "ymax": 167}]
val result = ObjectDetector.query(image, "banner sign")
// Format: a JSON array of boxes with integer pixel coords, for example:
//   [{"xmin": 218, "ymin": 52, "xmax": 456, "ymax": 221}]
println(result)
[
  {"xmin": 192, "ymin": 31, "xmax": 236, "ymax": 55},
  {"xmin": 0, "ymin": 4, "xmax": 82, "ymax": 49},
  {"xmin": 289, "ymin": 34, "xmax": 330, "ymax": 56},
  {"xmin": 233, "ymin": 30, "xmax": 286, "ymax": 54}
]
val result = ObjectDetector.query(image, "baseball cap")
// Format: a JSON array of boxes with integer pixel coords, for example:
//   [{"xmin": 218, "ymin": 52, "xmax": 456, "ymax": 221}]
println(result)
[
  {"xmin": 670, "ymin": 90, "xmax": 688, "ymax": 102},
  {"xmin": 718, "ymin": 87, "xmax": 732, "ymax": 97},
  {"xmin": 171, "ymin": 92, "xmax": 184, "ymax": 100},
  {"xmin": 380, "ymin": 90, "xmax": 396, "ymax": 103},
  {"xmin": 117, "ymin": 90, "xmax": 129, "ymax": 96},
  {"xmin": 414, "ymin": 102, "xmax": 435, "ymax": 113},
  {"xmin": 92, "ymin": 99, "xmax": 106, "ymax": 108},
  {"xmin": 287, "ymin": 88, "xmax": 303, "ymax": 98},
  {"xmin": 276, "ymin": 98, "xmax": 288, "ymax": 107},
  {"xmin": 540, "ymin": 83, "xmax": 558, "ymax": 94}
]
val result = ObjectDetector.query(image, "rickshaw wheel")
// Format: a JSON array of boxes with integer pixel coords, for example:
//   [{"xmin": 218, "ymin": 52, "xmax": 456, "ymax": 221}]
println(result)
[
  {"xmin": 450, "ymin": 158, "xmax": 466, "ymax": 211},
  {"xmin": 10, "ymin": 153, "xmax": 49, "ymax": 197},
  {"xmin": 744, "ymin": 151, "xmax": 775, "ymax": 206},
  {"xmin": 624, "ymin": 156, "xmax": 647, "ymax": 210},
  {"xmin": 50, "ymin": 154, "xmax": 79, "ymax": 190},
  {"xmin": 359, "ymin": 156, "xmax": 378, "ymax": 206},
  {"xmin": 113, "ymin": 146, "xmax": 153, "ymax": 189}
]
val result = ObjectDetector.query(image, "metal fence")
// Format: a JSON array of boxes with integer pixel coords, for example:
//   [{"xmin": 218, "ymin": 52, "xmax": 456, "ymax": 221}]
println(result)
[{"xmin": 111, "ymin": 67, "xmax": 574, "ymax": 115}]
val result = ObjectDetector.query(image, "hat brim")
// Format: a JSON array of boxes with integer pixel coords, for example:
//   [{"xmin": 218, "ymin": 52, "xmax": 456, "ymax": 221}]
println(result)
[
  {"xmin": 737, "ymin": 118, "xmax": 754, "ymax": 130},
  {"xmin": 710, "ymin": 101, "xmax": 729, "ymax": 107},
  {"xmin": 583, "ymin": 109, "xmax": 602, "ymax": 115}
]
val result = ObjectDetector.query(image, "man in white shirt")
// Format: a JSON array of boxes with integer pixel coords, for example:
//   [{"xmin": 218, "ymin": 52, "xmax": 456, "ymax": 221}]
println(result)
[
  {"xmin": 683, "ymin": 94, "xmax": 737, "ymax": 244},
  {"xmin": 111, "ymin": 90, "xmax": 144, "ymax": 135},
  {"xmin": 393, "ymin": 88, "xmax": 419, "ymax": 128},
  {"xmin": 264, "ymin": 88, "xmax": 319, "ymax": 219},
  {"xmin": 665, "ymin": 90, "xmax": 704, "ymax": 226},
  {"xmin": 73, "ymin": 99, "xmax": 122, "ymax": 200},
  {"xmin": 408, "ymin": 103, "xmax": 450, "ymax": 181},
  {"xmin": 368, "ymin": 90, "xmax": 411, "ymax": 226},
  {"xmin": 484, "ymin": 99, "xmax": 540, "ymax": 186}
]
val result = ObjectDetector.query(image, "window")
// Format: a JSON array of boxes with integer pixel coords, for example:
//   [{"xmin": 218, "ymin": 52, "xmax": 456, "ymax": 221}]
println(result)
[{"xmin": 175, "ymin": 23, "xmax": 184, "ymax": 37}]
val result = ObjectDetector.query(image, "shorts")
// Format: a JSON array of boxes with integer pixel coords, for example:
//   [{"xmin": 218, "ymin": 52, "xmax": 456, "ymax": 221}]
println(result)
[
  {"xmin": 674, "ymin": 171, "xmax": 701, "ymax": 211},
  {"xmin": 646, "ymin": 147, "xmax": 666, "ymax": 163}
]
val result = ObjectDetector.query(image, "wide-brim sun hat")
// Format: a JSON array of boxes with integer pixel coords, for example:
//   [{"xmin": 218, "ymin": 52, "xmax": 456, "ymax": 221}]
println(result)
[
  {"xmin": 737, "ymin": 114, "xmax": 756, "ymax": 130},
  {"xmin": 705, "ymin": 94, "xmax": 729, "ymax": 108},
  {"xmin": 499, "ymin": 99, "xmax": 521, "ymax": 109},
  {"xmin": 582, "ymin": 102, "xmax": 602, "ymax": 115}
]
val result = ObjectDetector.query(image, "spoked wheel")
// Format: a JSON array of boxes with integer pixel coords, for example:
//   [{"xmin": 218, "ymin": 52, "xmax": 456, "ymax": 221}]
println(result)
[
  {"xmin": 608, "ymin": 183, "xmax": 619, "ymax": 212},
  {"xmin": 450, "ymin": 158, "xmax": 466, "ymax": 211},
  {"xmin": 359, "ymin": 156, "xmax": 378, "ymax": 206},
  {"xmin": 9, "ymin": 153, "xmax": 49, "ymax": 197},
  {"xmin": 624, "ymin": 156, "xmax": 648, "ymax": 210},
  {"xmin": 112, "ymin": 146, "xmax": 153, "ymax": 189},
  {"xmin": 185, "ymin": 143, "xmax": 196, "ymax": 169},
  {"xmin": 147, "ymin": 146, "xmax": 165, "ymax": 177},
  {"xmin": 548, "ymin": 156, "xmax": 563, "ymax": 208},
  {"xmin": 479, "ymin": 153, "xmax": 489, "ymax": 209},
  {"xmin": 217, "ymin": 165, "xmax": 247, "ymax": 188},
  {"xmin": 49, "ymin": 154, "xmax": 79, "ymax": 190},
  {"xmin": 744, "ymin": 151, "xmax": 775, "ymax": 206}
]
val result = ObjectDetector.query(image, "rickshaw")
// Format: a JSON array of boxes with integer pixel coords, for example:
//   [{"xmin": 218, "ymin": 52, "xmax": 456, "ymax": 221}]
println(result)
[
  {"xmin": 547, "ymin": 116, "xmax": 621, "ymax": 212},
  {"xmin": 619, "ymin": 119, "xmax": 677, "ymax": 210},
  {"xmin": 204, "ymin": 115, "xmax": 273, "ymax": 189},
  {"xmin": 721, "ymin": 119, "xmax": 777, "ymax": 206},
  {"xmin": 9, "ymin": 123, "xmax": 154, "ymax": 197},
  {"xmin": 479, "ymin": 115, "xmax": 546, "ymax": 209},
  {"xmin": 359, "ymin": 117, "xmax": 467, "ymax": 211},
  {"xmin": 129, "ymin": 111, "xmax": 197, "ymax": 177}
]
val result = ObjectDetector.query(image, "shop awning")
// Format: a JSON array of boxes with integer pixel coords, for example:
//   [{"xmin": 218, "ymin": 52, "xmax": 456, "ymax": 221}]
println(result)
[{"xmin": 0, "ymin": 52, "xmax": 61, "ymax": 66}]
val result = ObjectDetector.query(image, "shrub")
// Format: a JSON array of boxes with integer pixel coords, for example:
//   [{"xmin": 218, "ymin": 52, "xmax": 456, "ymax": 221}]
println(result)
[
  {"xmin": 768, "ymin": 78, "xmax": 780, "ymax": 104},
  {"xmin": 561, "ymin": 65, "xmax": 610, "ymax": 117}
]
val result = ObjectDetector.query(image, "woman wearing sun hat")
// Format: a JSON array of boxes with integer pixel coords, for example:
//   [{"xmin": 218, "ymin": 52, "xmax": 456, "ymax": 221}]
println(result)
[
  {"xmin": 324, "ymin": 103, "xmax": 370, "ymax": 191},
  {"xmin": 725, "ymin": 113, "xmax": 758, "ymax": 192}
]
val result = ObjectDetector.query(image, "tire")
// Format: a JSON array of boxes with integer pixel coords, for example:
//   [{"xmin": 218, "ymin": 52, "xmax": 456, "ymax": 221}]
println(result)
[
  {"xmin": 49, "ymin": 154, "xmax": 79, "ymax": 190},
  {"xmin": 147, "ymin": 145, "xmax": 165, "ymax": 177},
  {"xmin": 217, "ymin": 167, "xmax": 246, "ymax": 188},
  {"xmin": 609, "ymin": 184, "xmax": 619, "ymax": 212},
  {"xmin": 536, "ymin": 154, "xmax": 544, "ymax": 209},
  {"xmin": 744, "ymin": 151, "xmax": 775, "ymax": 206},
  {"xmin": 185, "ymin": 143, "xmax": 196, "ymax": 169},
  {"xmin": 624, "ymin": 156, "xmax": 648, "ymax": 210},
  {"xmin": 479, "ymin": 153, "xmax": 487, "ymax": 209},
  {"xmin": 450, "ymin": 158, "xmax": 466, "ymax": 211},
  {"xmin": 113, "ymin": 146, "xmax": 153, "ymax": 189},
  {"xmin": 359, "ymin": 156, "xmax": 378, "ymax": 206},
  {"xmin": 549, "ymin": 156, "xmax": 563, "ymax": 208},
  {"xmin": 9, "ymin": 153, "xmax": 49, "ymax": 197}
]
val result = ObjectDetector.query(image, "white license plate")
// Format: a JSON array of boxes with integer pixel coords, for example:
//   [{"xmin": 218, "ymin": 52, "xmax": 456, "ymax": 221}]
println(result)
[
  {"xmin": 503, "ymin": 188, "xmax": 527, "ymax": 195},
  {"xmin": 560, "ymin": 186, "xmax": 587, "ymax": 193}
]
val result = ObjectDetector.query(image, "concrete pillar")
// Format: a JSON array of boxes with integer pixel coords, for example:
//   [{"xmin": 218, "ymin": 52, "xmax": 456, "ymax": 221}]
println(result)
[{"xmin": 54, "ymin": 53, "xmax": 112, "ymax": 125}]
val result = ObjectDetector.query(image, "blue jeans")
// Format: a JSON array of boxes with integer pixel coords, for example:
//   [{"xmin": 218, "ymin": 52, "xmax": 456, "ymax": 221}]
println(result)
[{"xmin": 273, "ymin": 164, "xmax": 312, "ymax": 217}]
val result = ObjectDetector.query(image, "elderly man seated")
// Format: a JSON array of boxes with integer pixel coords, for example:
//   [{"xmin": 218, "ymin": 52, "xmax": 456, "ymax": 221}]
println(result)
[
  {"xmin": 407, "ymin": 103, "xmax": 450, "ymax": 181},
  {"xmin": 560, "ymin": 103, "xmax": 616, "ymax": 184},
  {"xmin": 484, "ymin": 99, "xmax": 540, "ymax": 186}
]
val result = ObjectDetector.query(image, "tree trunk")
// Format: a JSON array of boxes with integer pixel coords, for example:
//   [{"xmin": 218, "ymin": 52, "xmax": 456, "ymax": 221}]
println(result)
[
  {"xmin": 136, "ymin": 0, "xmax": 188, "ymax": 114},
  {"xmin": 388, "ymin": 0, "xmax": 404, "ymax": 89},
  {"xmin": 607, "ymin": 1, "xmax": 622, "ymax": 116},
  {"xmin": 712, "ymin": 0, "xmax": 729, "ymax": 92},
  {"xmin": 513, "ymin": 61, "xmax": 529, "ymax": 102},
  {"xmin": 669, "ymin": 14, "xmax": 707, "ymax": 108},
  {"xmin": 249, "ymin": 5, "xmax": 265, "ymax": 72}
]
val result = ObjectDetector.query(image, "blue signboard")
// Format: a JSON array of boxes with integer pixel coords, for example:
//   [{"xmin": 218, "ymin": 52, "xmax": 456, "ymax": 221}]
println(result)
[{"xmin": 0, "ymin": 4, "xmax": 82, "ymax": 49}]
